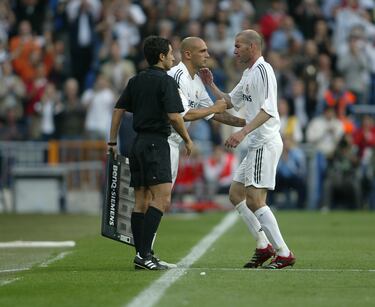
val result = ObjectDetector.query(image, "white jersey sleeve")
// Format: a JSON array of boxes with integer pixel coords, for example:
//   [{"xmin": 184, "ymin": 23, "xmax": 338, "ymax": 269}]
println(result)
[
  {"xmin": 255, "ymin": 65, "xmax": 278, "ymax": 118},
  {"xmin": 229, "ymin": 70, "xmax": 247, "ymax": 111}
]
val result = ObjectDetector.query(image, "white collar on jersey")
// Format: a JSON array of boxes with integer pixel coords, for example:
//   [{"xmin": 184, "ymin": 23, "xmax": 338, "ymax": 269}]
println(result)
[
  {"xmin": 176, "ymin": 61, "xmax": 198, "ymax": 80},
  {"xmin": 249, "ymin": 56, "xmax": 265, "ymax": 71}
]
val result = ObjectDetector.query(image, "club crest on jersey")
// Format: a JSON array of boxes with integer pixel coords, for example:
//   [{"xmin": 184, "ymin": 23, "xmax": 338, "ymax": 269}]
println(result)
[{"xmin": 243, "ymin": 84, "xmax": 252, "ymax": 102}]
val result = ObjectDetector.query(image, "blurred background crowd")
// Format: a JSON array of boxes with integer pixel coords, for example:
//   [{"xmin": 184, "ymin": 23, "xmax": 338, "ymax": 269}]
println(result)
[{"xmin": 1, "ymin": 0, "xmax": 375, "ymax": 211}]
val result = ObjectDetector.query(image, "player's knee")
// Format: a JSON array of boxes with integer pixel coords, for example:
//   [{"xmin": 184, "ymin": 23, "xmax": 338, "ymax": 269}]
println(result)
[
  {"xmin": 155, "ymin": 194, "xmax": 171, "ymax": 212},
  {"xmin": 229, "ymin": 186, "xmax": 244, "ymax": 206}
]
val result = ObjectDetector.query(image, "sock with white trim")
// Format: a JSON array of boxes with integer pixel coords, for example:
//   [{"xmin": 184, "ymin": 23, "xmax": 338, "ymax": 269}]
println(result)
[
  {"xmin": 254, "ymin": 205, "xmax": 290, "ymax": 257},
  {"xmin": 235, "ymin": 201, "xmax": 269, "ymax": 249}
]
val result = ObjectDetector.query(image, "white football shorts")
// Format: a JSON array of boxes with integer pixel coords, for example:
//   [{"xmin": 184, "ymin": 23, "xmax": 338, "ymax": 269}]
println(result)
[
  {"xmin": 233, "ymin": 134, "xmax": 283, "ymax": 190},
  {"xmin": 168, "ymin": 138, "xmax": 180, "ymax": 186}
]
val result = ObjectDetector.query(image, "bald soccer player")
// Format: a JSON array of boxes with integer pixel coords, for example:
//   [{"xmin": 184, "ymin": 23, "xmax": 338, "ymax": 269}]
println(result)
[{"xmin": 200, "ymin": 30, "xmax": 296, "ymax": 269}]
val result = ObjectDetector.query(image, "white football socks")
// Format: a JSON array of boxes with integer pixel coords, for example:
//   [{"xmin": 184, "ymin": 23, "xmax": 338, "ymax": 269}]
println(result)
[
  {"xmin": 235, "ymin": 201, "xmax": 269, "ymax": 249},
  {"xmin": 254, "ymin": 205, "xmax": 290, "ymax": 257}
]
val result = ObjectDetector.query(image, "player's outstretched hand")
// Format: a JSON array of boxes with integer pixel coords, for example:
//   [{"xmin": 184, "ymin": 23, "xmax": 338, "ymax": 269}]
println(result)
[
  {"xmin": 199, "ymin": 68, "xmax": 213, "ymax": 85},
  {"xmin": 184, "ymin": 139, "xmax": 194, "ymax": 157},
  {"xmin": 225, "ymin": 130, "xmax": 246, "ymax": 149},
  {"xmin": 214, "ymin": 99, "xmax": 227, "ymax": 113}
]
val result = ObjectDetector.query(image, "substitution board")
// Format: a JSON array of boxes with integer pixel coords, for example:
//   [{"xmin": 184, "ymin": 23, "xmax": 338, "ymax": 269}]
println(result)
[{"xmin": 101, "ymin": 150, "xmax": 134, "ymax": 246}]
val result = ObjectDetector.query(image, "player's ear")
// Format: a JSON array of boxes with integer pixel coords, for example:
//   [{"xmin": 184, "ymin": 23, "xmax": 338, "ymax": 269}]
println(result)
[{"xmin": 184, "ymin": 50, "xmax": 192, "ymax": 59}]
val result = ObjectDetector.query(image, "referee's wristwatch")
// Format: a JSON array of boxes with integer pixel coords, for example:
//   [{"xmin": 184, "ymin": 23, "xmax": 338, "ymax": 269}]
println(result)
[{"xmin": 107, "ymin": 142, "xmax": 117, "ymax": 146}]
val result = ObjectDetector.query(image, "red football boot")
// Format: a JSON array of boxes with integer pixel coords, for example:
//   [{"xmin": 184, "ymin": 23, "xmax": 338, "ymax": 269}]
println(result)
[
  {"xmin": 243, "ymin": 244, "xmax": 276, "ymax": 268},
  {"xmin": 263, "ymin": 252, "xmax": 296, "ymax": 269}
]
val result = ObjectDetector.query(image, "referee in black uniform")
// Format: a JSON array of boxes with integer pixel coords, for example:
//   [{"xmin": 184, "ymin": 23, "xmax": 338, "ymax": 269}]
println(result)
[{"xmin": 108, "ymin": 36, "xmax": 193, "ymax": 270}]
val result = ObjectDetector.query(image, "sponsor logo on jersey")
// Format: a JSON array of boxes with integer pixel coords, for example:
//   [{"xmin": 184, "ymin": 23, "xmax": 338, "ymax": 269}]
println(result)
[
  {"xmin": 188, "ymin": 100, "xmax": 199, "ymax": 108},
  {"xmin": 242, "ymin": 94, "xmax": 252, "ymax": 102}
]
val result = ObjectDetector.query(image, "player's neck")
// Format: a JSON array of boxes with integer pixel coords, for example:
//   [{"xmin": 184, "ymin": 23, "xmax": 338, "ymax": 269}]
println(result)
[
  {"xmin": 154, "ymin": 62, "xmax": 167, "ymax": 70},
  {"xmin": 248, "ymin": 54, "xmax": 262, "ymax": 68},
  {"xmin": 183, "ymin": 61, "xmax": 197, "ymax": 79}
]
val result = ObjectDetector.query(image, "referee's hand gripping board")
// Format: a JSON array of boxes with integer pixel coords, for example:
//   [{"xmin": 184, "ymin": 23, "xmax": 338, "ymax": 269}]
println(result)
[{"xmin": 101, "ymin": 147, "xmax": 135, "ymax": 246}]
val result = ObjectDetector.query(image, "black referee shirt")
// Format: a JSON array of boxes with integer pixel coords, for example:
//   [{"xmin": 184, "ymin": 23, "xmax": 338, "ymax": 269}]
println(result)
[{"xmin": 115, "ymin": 66, "xmax": 184, "ymax": 136}]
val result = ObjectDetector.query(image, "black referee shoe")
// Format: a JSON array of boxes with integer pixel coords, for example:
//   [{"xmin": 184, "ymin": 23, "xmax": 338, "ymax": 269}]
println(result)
[{"xmin": 134, "ymin": 254, "xmax": 168, "ymax": 270}]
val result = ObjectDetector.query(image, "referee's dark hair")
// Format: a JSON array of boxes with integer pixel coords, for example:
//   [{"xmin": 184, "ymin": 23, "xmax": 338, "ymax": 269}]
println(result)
[{"xmin": 143, "ymin": 36, "xmax": 171, "ymax": 66}]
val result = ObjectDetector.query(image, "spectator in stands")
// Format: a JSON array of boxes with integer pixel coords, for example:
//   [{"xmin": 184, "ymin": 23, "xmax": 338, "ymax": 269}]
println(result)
[
  {"xmin": 109, "ymin": 0, "xmax": 144, "ymax": 59},
  {"xmin": 24, "ymin": 62, "xmax": 49, "ymax": 139},
  {"xmin": 48, "ymin": 38, "xmax": 69, "ymax": 90},
  {"xmin": 267, "ymin": 51, "xmax": 295, "ymax": 100},
  {"xmin": 323, "ymin": 135, "xmax": 361, "ymax": 210},
  {"xmin": 173, "ymin": 148, "xmax": 204, "ymax": 206},
  {"xmin": 306, "ymin": 105, "xmax": 344, "ymax": 209},
  {"xmin": 34, "ymin": 82, "xmax": 60, "ymax": 141},
  {"xmin": 54, "ymin": 78, "xmax": 85, "ymax": 140},
  {"xmin": 13, "ymin": 0, "xmax": 47, "ymax": 35},
  {"xmin": 259, "ymin": 0, "xmax": 286, "ymax": 44},
  {"xmin": 269, "ymin": 134, "xmax": 307, "ymax": 209},
  {"xmin": 204, "ymin": 144, "xmax": 238, "ymax": 198},
  {"xmin": 316, "ymin": 54, "xmax": 333, "ymax": 104},
  {"xmin": 0, "ymin": 60, "xmax": 26, "ymax": 122},
  {"xmin": 289, "ymin": 79, "xmax": 308, "ymax": 130},
  {"xmin": 313, "ymin": 19, "xmax": 334, "ymax": 56},
  {"xmin": 0, "ymin": 106, "xmax": 26, "ymax": 141},
  {"xmin": 270, "ymin": 15, "xmax": 304, "ymax": 54},
  {"xmin": 293, "ymin": 0, "xmax": 322, "ymax": 39},
  {"xmin": 337, "ymin": 30, "xmax": 372, "ymax": 104},
  {"xmin": 66, "ymin": 0, "xmax": 102, "ymax": 91},
  {"xmin": 100, "ymin": 41, "xmax": 136, "ymax": 95},
  {"xmin": 279, "ymin": 98, "xmax": 303, "ymax": 143},
  {"xmin": 0, "ymin": 1, "xmax": 15, "ymax": 42},
  {"xmin": 82, "ymin": 74, "xmax": 115, "ymax": 140},
  {"xmin": 333, "ymin": 0, "xmax": 375, "ymax": 55},
  {"xmin": 320, "ymin": 74, "xmax": 356, "ymax": 134},
  {"xmin": 9, "ymin": 20, "xmax": 43, "ymax": 83},
  {"xmin": 352, "ymin": 114, "xmax": 375, "ymax": 206}
]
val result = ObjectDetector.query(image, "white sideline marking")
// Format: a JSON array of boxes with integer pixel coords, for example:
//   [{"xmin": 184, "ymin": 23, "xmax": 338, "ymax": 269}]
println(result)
[
  {"xmin": 1, "ymin": 248, "xmax": 74, "ymax": 288},
  {"xmin": 0, "ymin": 268, "xmax": 29, "ymax": 274},
  {"xmin": 0, "ymin": 241, "xmax": 76, "ymax": 248},
  {"xmin": 189, "ymin": 267, "xmax": 375, "ymax": 273},
  {"xmin": 39, "ymin": 251, "xmax": 73, "ymax": 268},
  {"xmin": 0, "ymin": 278, "xmax": 21, "ymax": 286},
  {"xmin": 126, "ymin": 212, "xmax": 238, "ymax": 307}
]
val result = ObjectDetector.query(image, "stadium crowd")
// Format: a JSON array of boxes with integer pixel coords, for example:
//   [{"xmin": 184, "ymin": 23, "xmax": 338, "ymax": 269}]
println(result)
[{"xmin": 0, "ymin": 0, "xmax": 375, "ymax": 210}]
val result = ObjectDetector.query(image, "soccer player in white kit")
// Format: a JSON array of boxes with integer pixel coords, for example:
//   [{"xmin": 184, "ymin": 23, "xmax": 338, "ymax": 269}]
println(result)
[
  {"xmin": 200, "ymin": 30, "xmax": 296, "ymax": 269},
  {"xmin": 168, "ymin": 37, "xmax": 246, "ymax": 184}
]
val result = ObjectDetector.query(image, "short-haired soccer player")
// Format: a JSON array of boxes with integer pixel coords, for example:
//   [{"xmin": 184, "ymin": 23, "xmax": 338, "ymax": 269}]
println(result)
[{"xmin": 200, "ymin": 30, "xmax": 296, "ymax": 269}]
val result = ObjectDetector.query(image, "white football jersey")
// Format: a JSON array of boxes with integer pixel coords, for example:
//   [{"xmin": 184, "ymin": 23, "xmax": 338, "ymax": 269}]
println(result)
[
  {"xmin": 229, "ymin": 56, "xmax": 280, "ymax": 148},
  {"xmin": 167, "ymin": 61, "xmax": 214, "ymax": 144}
]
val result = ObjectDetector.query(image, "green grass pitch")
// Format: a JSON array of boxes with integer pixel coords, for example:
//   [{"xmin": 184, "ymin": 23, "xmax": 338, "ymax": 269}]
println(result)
[{"xmin": 0, "ymin": 211, "xmax": 374, "ymax": 307}]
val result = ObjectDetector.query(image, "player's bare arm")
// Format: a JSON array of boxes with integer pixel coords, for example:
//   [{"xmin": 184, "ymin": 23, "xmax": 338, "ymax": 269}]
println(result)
[
  {"xmin": 199, "ymin": 68, "xmax": 233, "ymax": 108},
  {"xmin": 213, "ymin": 111, "xmax": 246, "ymax": 127},
  {"xmin": 108, "ymin": 107, "xmax": 126, "ymax": 152},
  {"xmin": 225, "ymin": 109, "xmax": 271, "ymax": 148},
  {"xmin": 168, "ymin": 112, "xmax": 194, "ymax": 156},
  {"xmin": 183, "ymin": 99, "xmax": 226, "ymax": 121}
]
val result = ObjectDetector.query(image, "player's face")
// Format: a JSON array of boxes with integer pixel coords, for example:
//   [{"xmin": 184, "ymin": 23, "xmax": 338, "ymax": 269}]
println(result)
[
  {"xmin": 234, "ymin": 36, "xmax": 251, "ymax": 65},
  {"xmin": 162, "ymin": 45, "xmax": 175, "ymax": 70},
  {"xmin": 190, "ymin": 40, "xmax": 210, "ymax": 69}
]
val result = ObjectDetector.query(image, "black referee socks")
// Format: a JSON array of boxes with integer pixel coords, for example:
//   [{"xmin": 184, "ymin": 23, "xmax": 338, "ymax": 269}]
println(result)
[{"xmin": 142, "ymin": 206, "xmax": 163, "ymax": 258}]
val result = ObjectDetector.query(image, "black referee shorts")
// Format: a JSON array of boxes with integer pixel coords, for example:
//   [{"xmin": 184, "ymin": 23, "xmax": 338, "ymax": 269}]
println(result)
[{"xmin": 129, "ymin": 133, "xmax": 172, "ymax": 188}]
